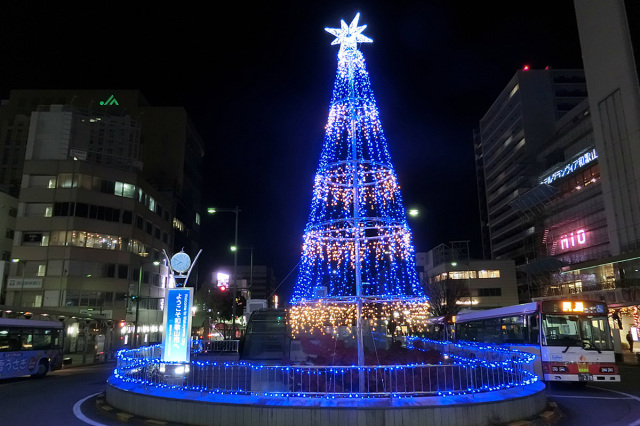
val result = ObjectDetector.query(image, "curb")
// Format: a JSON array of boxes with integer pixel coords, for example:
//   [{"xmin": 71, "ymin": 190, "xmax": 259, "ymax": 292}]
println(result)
[
  {"xmin": 506, "ymin": 401, "xmax": 560, "ymax": 426},
  {"xmin": 93, "ymin": 393, "xmax": 183, "ymax": 425}
]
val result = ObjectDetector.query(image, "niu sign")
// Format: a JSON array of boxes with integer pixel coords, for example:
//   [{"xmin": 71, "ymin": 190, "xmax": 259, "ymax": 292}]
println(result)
[{"xmin": 558, "ymin": 229, "xmax": 587, "ymax": 251}]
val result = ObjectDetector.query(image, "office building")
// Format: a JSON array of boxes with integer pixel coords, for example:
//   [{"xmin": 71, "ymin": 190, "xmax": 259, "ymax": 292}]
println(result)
[
  {"xmin": 0, "ymin": 90, "xmax": 204, "ymax": 352},
  {"xmin": 417, "ymin": 242, "xmax": 518, "ymax": 311},
  {"xmin": 474, "ymin": 68, "xmax": 587, "ymax": 268}
]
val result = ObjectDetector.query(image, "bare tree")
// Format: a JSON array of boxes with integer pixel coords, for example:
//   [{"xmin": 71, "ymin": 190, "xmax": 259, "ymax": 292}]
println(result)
[{"xmin": 421, "ymin": 277, "xmax": 468, "ymax": 317}]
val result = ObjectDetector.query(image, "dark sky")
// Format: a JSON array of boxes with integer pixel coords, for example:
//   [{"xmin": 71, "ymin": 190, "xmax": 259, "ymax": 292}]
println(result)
[{"xmin": 0, "ymin": 2, "xmax": 584, "ymax": 298}]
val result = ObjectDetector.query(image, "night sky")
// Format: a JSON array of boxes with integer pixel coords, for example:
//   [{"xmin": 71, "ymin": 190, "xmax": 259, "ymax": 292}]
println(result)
[{"xmin": 0, "ymin": 2, "xmax": 584, "ymax": 299}]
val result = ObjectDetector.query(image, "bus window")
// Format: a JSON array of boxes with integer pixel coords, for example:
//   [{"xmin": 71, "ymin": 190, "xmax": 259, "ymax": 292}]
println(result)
[
  {"xmin": 528, "ymin": 315, "xmax": 539, "ymax": 344},
  {"xmin": 542, "ymin": 314, "xmax": 580, "ymax": 346},
  {"xmin": 483, "ymin": 318, "xmax": 502, "ymax": 343},
  {"xmin": 581, "ymin": 317, "xmax": 613, "ymax": 351},
  {"xmin": 501, "ymin": 316, "xmax": 525, "ymax": 344}
]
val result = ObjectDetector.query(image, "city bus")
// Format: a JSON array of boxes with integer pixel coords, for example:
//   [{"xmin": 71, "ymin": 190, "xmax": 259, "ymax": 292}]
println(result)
[
  {"xmin": 450, "ymin": 300, "xmax": 620, "ymax": 382},
  {"xmin": 0, "ymin": 318, "xmax": 64, "ymax": 379}
]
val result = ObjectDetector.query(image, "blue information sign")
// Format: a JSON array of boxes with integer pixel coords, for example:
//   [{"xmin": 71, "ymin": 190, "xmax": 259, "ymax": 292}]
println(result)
[{"xmin": 162, "ymin": 287, "xmax": 193, "ymax": 363}]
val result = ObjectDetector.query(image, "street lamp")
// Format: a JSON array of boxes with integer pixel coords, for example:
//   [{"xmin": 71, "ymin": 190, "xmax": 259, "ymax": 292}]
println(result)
[
  {"xmin": 11, "ymin": 259, "xmax": 26, "ymax": 307},
  {"xmin": 133, "ymin": 260, "xmax": 160, "ymax": 348},
  {"xmin": 230, "ymin": 245, "xmax": 253, "ymax": 296},
  {"xmin": 208, "ymin": 206, "xmax": 240, "ymax": 327}
]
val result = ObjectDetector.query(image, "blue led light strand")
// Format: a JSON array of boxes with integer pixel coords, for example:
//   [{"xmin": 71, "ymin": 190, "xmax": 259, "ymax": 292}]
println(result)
[{"xmin": 290, "ymin": 14, "xmax": 424, "ymax": 305}]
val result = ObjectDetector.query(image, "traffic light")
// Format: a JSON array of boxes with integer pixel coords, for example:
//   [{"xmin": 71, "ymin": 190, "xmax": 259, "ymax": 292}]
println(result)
[{"xmin": 219, "ymin": 285, "xmax": 227, "ymax": 292}]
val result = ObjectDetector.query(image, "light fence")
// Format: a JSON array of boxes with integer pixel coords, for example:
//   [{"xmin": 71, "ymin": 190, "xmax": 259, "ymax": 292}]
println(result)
[
  {"xmin": 192, "ymin": 339, "xmax": 240, "ymax": 354},
  {"xmin": 114, "ymin": 339, "xmax": 537, "ymax": 398}
]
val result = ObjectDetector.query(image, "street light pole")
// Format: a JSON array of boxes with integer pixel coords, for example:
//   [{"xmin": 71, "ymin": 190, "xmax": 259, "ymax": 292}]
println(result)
[
  {"xmin": 230, "ymin": 245, "xmax": 253, "ymax": 297},
  {"xmin": 11, "ymin": 259, "xmax": 25, "ymax": 307},
  {"xmin": 208, "ymin": 206, "xmax": 240, "ymax": 329},
  {"xmin": 133, "ymin": 260, "xmax": 159, "ymax": 348}
]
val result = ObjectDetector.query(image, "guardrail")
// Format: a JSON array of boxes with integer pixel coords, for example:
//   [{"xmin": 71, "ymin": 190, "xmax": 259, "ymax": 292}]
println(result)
[
  {"xmin": 114, "ymin": 338, "xmax": 537, "ymax": 398},
  {"xmin": 192, "ymin": 339, "xmax": 239, "ymax": 354}
]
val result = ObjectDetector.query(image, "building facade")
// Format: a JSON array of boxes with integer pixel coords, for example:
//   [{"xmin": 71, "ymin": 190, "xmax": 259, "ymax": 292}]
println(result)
[
  {"xmin": 417, "ymin": 242, "xmax": 519, "ymax": 312},
  {"xmin": 0, "ymin": 90, "xmax": 204, "ymax": 353},
  {"xmin": 474, "ymin": 68, "xmax": 587, "ymax": 268}
]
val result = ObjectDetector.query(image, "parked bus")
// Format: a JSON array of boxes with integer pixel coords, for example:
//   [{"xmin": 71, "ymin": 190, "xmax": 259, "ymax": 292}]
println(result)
[
  {"xmin": 0, "ymin": 318, "xmax": 64, "ymax": 378},
  {"xmin": 431, "ymin": 300, "xmax": 619, "ymax": 383},
  {"xmin": 420, "ymin": 315, "xmax": 455, "ymax": 342}
]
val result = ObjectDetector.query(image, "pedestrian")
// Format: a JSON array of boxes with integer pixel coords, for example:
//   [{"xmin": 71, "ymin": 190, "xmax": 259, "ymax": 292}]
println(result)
[{"xmin": 626, "ymin": 331, "xmax": 634, "ymax": 352}]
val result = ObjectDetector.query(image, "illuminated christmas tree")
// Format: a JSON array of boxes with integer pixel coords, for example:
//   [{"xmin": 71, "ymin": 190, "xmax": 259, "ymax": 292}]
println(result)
[{"xmin": 289, "ymin": 14, "xmax": 429, "ymax": 337}]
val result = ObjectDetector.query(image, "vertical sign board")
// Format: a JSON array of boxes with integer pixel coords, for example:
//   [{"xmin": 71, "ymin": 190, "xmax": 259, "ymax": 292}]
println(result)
[{"xmin": 162, "ymin": 287, "xmax": 193, "ymax": 363}]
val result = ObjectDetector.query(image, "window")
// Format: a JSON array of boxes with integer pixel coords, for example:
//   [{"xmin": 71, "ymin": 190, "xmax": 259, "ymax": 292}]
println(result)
[
  {"xmin": 75, "ymin": 203, "xmax": 89, "ymax": 218},
  {"xmin": 478, "ymin": 270, "xmax": 500, "ymax": 279},
  {"xmin": 28, "ymin": 175, "xmax": 56, "ymax": 188},
  {"xmin": 477, "ymin": 288, "xmax": 502, "ymax": 297},
  {"xmin": 118, "ymin": 264, "xmax": 128, "ymax": 279},
  {"xmin": 106, "ymin": 264, "xmax": 116, "ymax": 278},
  {"xmin": 115, "ymin": 181, "xmax": 136, "ymax": 198},
  {"xmin": 57, "ymin": 173, "xmax": 78, "ymax": 188},
  {"xmin": 53, "ymin": 202, "xmax": 73, "ymax": 217},
  {"xmin": 122, "ymin": 210, "xmax": 133, "ymax": 224},
  {"xmin": 449, "ymin": 270, "xmax": 477, "ymax": 280}
]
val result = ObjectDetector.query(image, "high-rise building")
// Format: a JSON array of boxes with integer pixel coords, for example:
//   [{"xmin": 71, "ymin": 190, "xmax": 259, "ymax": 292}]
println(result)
[
  {"xmin": 0, "ymin": 90, "xmax": 204, "ymax": 351},
  {"xmin": 574, "ymin": 1, "xmax": 640, "ymax": 257},
  {"xmin": 473, "ymin": 2, "xmax": 640, "ymax": 344},
  {"xmin": 475, "ymin": 68, "xmax": 587, "ymax": 267},
  {"xmin": 0, "ymin": 90, "xmax": 204, "ymax": 262}
]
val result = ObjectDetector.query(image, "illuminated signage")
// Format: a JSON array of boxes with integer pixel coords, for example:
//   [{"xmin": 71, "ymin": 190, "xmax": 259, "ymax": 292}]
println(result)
[
  {"xmin": 562, "ymin": 301, "xmax": 584, "ymax": 312},
  {"xmin": 99, "ymin": 95, "xmax": 119, "ymax": 106},
  {"xmin": 558, "ymin": 229, "xmax": 587, "ymax": 251},
  {"xmin": 7, "ymin": 278, "xmax": 43, "ymax": 289},
  {"xmin": 162, "ymin": 287, "xmax": 193, "ymax": 363},
  {"xmin": 216, "ymin": 272, "xmax": 229, "ymax": 290},
  {"xmin": 542, "ymin": 300, "xmax": 606, "ymax": 314},
  {"xmin": 540, "ymin": 149, "xmax": 597, "ymax": 185}
]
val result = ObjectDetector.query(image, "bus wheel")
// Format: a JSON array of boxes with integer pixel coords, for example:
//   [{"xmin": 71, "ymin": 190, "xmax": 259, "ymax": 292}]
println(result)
[{"xmin": 32, "ymin": 361, "xmax": 48, "ymax": 378}]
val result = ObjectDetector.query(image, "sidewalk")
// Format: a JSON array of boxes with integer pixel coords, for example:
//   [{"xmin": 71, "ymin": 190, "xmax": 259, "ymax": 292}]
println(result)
[
  {"xmin": 63, "ymin": 352, "xmax": 117, "ymax": 368},
  {"xmin": 619, "ymin": 350, "xmax": 639, "ymax": 365}
]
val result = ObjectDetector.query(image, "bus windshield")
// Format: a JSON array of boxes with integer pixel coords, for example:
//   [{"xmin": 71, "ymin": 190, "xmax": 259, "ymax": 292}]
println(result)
[{"xmin": 541, "ymin": 314, "xmax": 613, "ymax": 351}]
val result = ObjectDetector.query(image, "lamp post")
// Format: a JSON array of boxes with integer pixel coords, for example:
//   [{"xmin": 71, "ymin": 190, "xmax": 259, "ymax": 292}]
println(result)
[
  {"xmin": 230, "ymin": 245, "xmax": 253, "ymax": 295},
  {"xmin": 11, "ymin": 259, "xmax": 26, "ymax": 307},
  {"xmin": 208, "ymin": 206, "xmax": 240, "ymax": 327},
  {"xmin": 133, "ymin": 260, "xmax": 160, "ymax": 348}
]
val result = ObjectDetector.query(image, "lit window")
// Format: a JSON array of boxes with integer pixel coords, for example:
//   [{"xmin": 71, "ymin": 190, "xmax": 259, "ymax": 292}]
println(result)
[
  {"xmin": 478, "ymin": 270, "xmax": 500, "ymax": 279},
  {"xmin": 509, "ymin": 84, "xmax": 519, "ymax": 98},
  {"xmin": 173, "ymin": 218, "xmax": 185, "ymax": 232},
  {"xmin": 195, "ymin": 213, "xmax": 201, "ymax": 226}
]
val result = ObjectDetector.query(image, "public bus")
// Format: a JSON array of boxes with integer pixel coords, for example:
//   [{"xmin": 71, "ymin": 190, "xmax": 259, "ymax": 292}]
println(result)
[
  {"xmin": 0, "ymin": 318, "xmax": 64, "ymax": 379},
  {"xmin": 432, "ymin": 300, "xmax": 620, "ymax": 383}
]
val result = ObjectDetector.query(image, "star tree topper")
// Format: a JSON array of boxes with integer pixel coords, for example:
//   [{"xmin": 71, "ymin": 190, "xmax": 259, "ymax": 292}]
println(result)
[{"xmin": 325, "ymin": 13, "xmax": 373, "ymax": 54}]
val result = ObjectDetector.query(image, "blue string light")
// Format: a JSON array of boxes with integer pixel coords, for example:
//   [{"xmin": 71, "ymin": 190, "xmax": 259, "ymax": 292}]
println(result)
[
  {"xmin": 112, "ymin": 343, "xmax": 538, "ymax": 399},
  {"xmin": 290, "ymin": 18, "xmax": 424, "ymax": 304}
]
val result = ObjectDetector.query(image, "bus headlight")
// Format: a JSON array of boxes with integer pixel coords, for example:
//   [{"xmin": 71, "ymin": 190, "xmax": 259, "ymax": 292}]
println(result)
[
  {"xmin": 551, "ymin": 366, "xmax": 568, "ymax": 372},
  {"xmin": 599, "ymin": 367, "xmax": 614, "ymax": 373}
]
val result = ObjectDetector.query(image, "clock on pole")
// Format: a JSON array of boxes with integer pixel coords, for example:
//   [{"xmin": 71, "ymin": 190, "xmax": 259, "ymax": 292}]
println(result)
[{"xmin": 170, "ymin": 251, "xmax": 191, "ymax": 274}]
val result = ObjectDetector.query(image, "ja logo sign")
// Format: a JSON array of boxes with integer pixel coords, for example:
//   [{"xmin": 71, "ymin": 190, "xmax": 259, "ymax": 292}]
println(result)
[{"xmin": 99, "ymin": 95, "xmax": 119, "ymax": 106}]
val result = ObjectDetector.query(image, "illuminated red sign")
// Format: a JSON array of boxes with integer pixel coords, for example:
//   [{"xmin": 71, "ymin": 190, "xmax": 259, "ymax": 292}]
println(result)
[{"xmin": 558, "ymin": 229, "xmax": 587, "ymax": 251}]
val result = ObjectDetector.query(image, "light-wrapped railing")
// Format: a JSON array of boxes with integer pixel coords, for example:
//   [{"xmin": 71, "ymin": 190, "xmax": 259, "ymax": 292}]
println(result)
[
  {"xmin": 192, "ymin": 339, "xmax": 239, "ymax": 354},
  {"xmin": 113, "ymin": 340, "xmax": 537, "ymax": 398}
]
